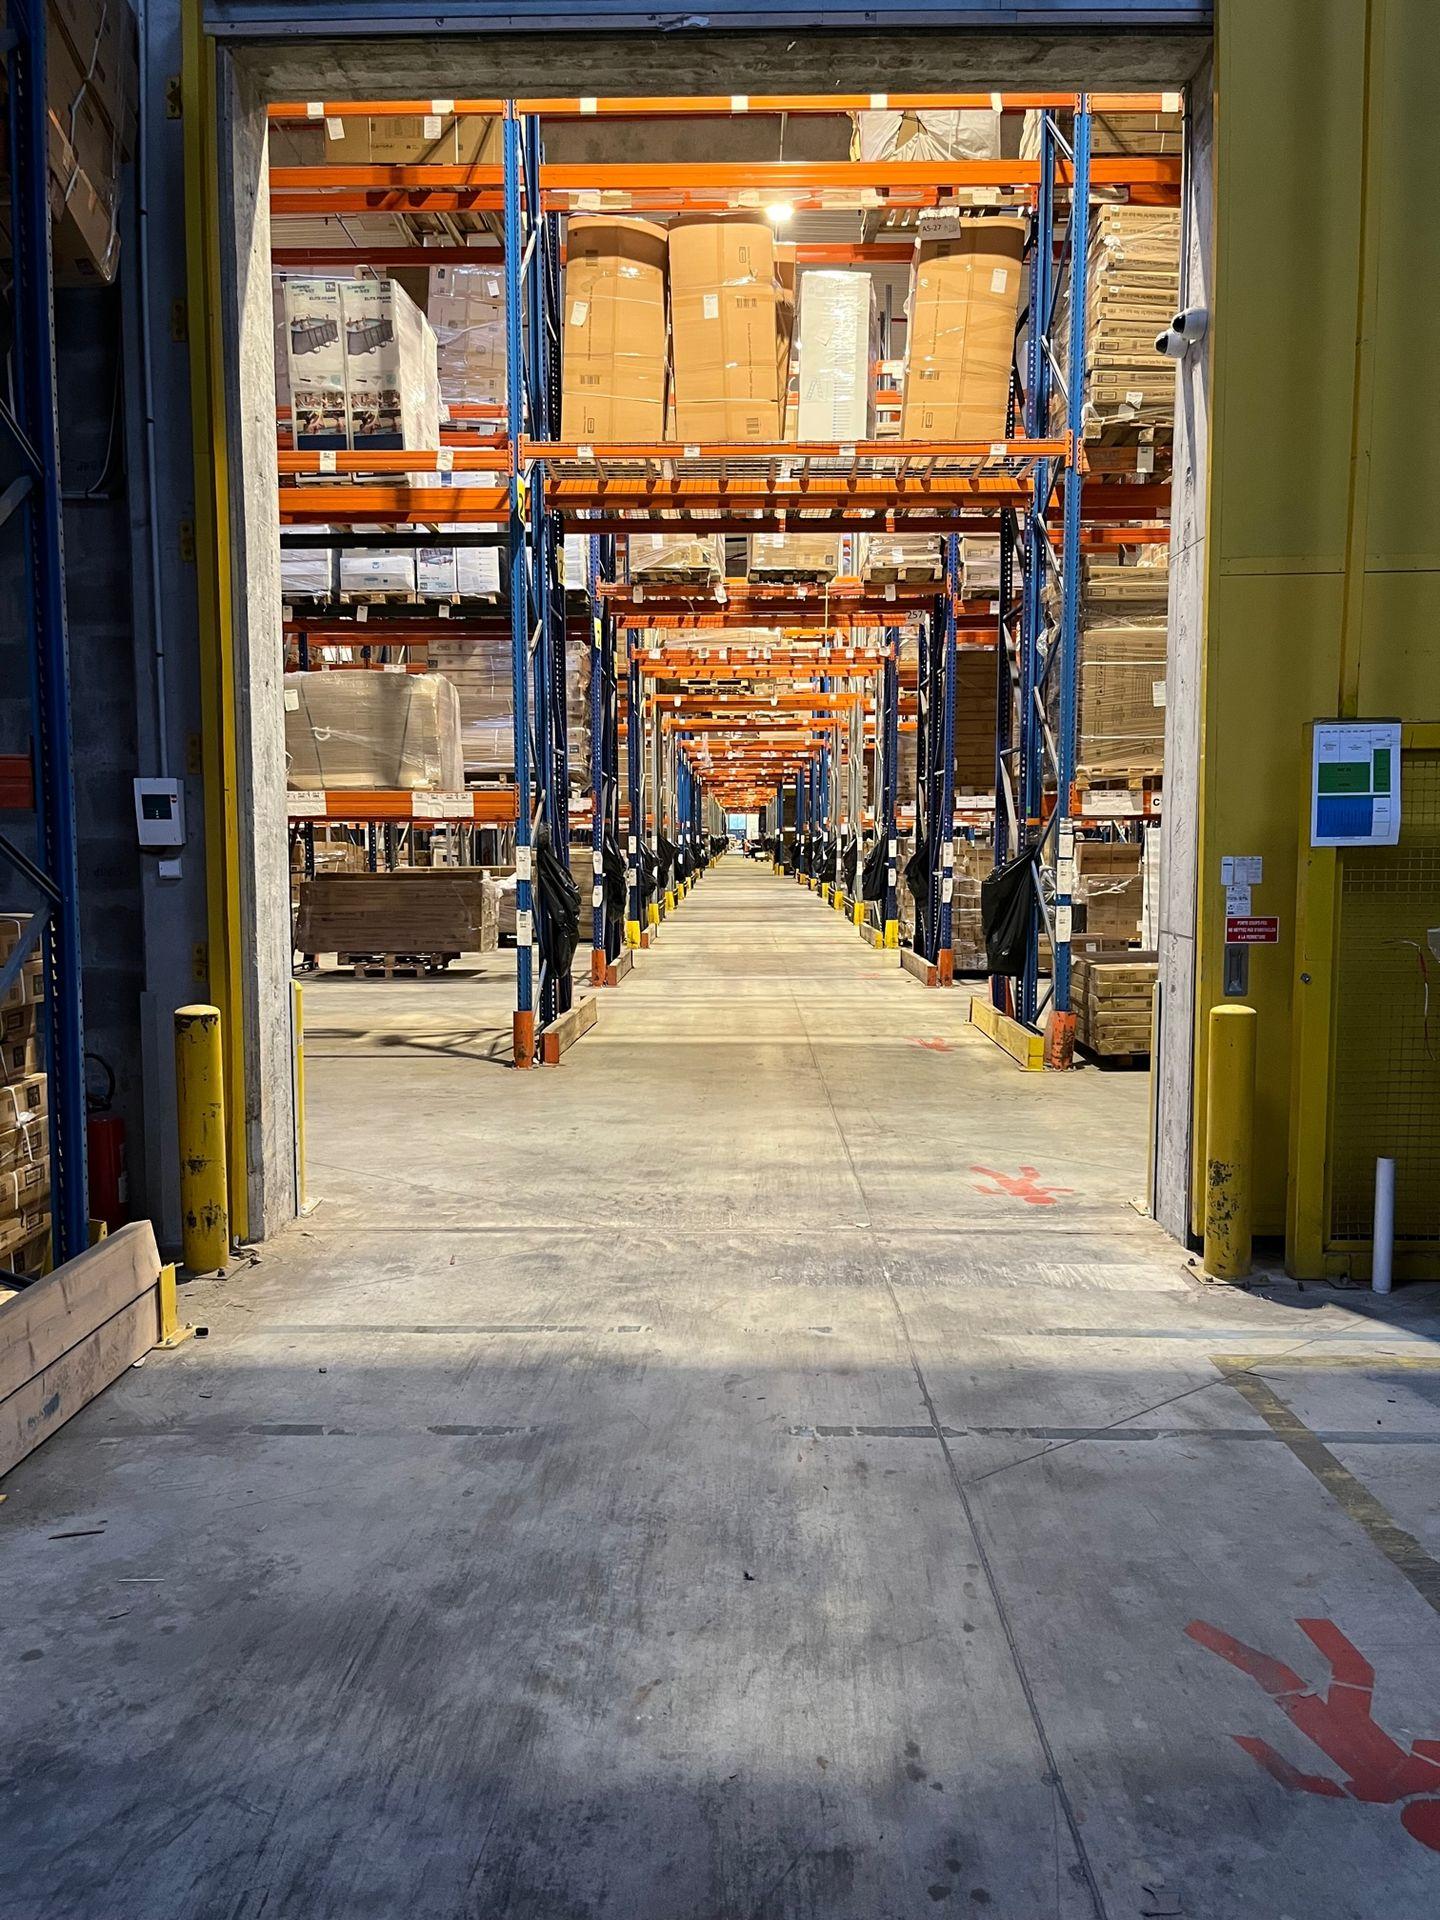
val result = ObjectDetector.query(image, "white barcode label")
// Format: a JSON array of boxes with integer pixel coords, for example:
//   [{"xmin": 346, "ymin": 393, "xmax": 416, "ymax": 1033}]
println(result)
[
  {"xmin": 684, "ymin": 443, "xmax": 700, "ymax": 458},
  {"xmin": 1057, "ymin": 856, "xmax": 1076, "ymax": 893},
  {"xmin": 1162, "ymin": 91, "xmax": 1183, "ymax": 114},
  {"xmin": 1054, "ymin": 906, "xmax": 1073, "ymax": 943},
  {"xmin": 318, "ymin": 449, "xmax": 336, "ymax": 474},
  {"xmin": 703, "ymin": 294, "xmax": 720, "ymax": 321},
  {"xmin": 516, "ymin": 910, "xmax": 533, "ymax": 945},
  {"xmin": 627, "ymin": 836, "xmax": 638, "ymax": 855},
  {"xmin": 592, "ymin": 886, "xmax": 604, "ymax": 909},
  {"xmin": 1153, "ymin": 680, "xmax": 1167, "ymax": 708},
  {"xmin": 990, "ymin": 269, "xmax": 1009, "ymax": 294},
  {"xmin": 307, "ymin": 101, "xmax": 324, "ymax": 120},
  {"xmin": 592, "ymin": 849, "xmax": 604, "ymax": 874},
  {"xmin": 869, "ymin": 93, "xmax": 888, "ymax": 110},
  {"xmin": 731, "ymin": 94, "xmax": 750, "ymax": 113},
  {"xmin": 325, "ymin": 117, "xmax": 343, "ymax": 141},
  {"xmin": 436, "ymin": 446, "xmax": 454, "ymax": 472},
  {"xmin": 941, "ymin": 877, "xmax": 954, "ymax": 903},
  {"xmin": 570, "ymin": 300, "xmax": 589, "ymax": 327},
  {"xmin": 289, "ymin": 790, "xmax": 327, "ymax": 817},
  {"xmin": 381, "ymin": 662, "xmax": 404, "ymax": 674},
  {"xmin": 515, "ymin": 846, "xmax": 533, "ymax": 881},
  {"xmin": 423, "ymin": 114, "xmax": 442, "ymax": 141},
  {"xmin": 580, "ymin": 97, "xmax": 598, "ymax": 115},
  {"xmin": 991, "ymin": 91, "xmax": 1003, "ymax": 115},
  {"xmin": 431, "ymin": 98, "xmax": 454, "ymax": 115},
  {"xmin": 284, "ymin": 687, "xmax": 301, "ymax": 711},
  {"xmin": 355, "ymin": 603, "xmax": 368, "ymax": 624}
]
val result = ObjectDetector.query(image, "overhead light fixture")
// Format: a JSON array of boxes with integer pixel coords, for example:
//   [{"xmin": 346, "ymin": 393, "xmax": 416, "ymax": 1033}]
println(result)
[{"xmin": 766, "ymin": 202, "xmax": 795, "ymax": 226}]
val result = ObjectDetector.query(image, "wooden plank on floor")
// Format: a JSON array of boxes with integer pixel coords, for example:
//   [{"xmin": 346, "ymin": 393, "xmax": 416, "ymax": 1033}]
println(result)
[
  {"xmin": 899, "ymin": 945, "xmax": 938, "ymax": 988},
  {"xmin": 540, "ymin": 992, "xmax": 599, "ymax": 1066},
  {"xmin": 604, "ymin": 949, "xmax": 634, "ymax": 988},
  {"xmin": 0, "ymin": 1221, "xmax": 163, "ymax": 1479},
  {"xmin": 969, "ymin": 993, "xmax": 1044, "ymax": 1070}
]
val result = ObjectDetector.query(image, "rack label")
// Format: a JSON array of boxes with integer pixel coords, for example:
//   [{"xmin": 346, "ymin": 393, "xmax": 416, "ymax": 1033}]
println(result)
[{"xmin": 289, "ymin": 790, "xmax": 327, "ymax": 818}]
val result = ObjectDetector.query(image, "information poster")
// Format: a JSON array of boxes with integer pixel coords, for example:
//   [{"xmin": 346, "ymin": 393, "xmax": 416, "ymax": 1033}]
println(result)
[{"xmin": 1311, "ymin": 721, "xmax": 1402, "ymax": 847}]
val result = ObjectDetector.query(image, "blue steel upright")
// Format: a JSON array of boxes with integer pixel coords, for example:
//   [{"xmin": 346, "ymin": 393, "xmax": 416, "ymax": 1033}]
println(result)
[
  {"xmin": 880, "ymin": 629, "xmax": 900, "ymax": 941},
  {"xmin": 3, "ymin": 0, "xmax": 89, "ymax": 1256},
  {"xmin": 502, "ymin": 106, "xmax": 536, "ymax": 1063}
]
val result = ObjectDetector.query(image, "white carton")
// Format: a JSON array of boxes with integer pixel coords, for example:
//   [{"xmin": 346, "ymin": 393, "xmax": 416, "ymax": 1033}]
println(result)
[{"xmin": 796, "ymin": 271, "xmax": 878, "ymax": 442}]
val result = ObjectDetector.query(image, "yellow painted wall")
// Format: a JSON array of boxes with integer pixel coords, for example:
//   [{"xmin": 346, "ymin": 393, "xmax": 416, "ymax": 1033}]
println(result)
[{"xmin": 1198, "ymin": 0, "xmax": 1440, "ymax": 1247}]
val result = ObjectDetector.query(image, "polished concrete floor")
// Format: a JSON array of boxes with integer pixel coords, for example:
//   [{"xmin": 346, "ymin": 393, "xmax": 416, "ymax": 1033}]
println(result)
[{"xmin": 5, "ymin": 859, "xmax": 1440, "ymax": 1918}]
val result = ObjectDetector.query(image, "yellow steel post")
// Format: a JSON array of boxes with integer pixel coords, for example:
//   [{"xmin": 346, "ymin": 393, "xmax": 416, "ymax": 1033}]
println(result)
[
  {"xmin": 884, "ymin": 919, "xmax": 899, "ymax": 948},
  {"xmin": 153, "ymin": 1261, "xmax": 196, "ymax": 1350},
  {"xmin": 624, "ymin": 917, "xmax": 641, "ymax": 949},
  {"xmin": 1204, "ymin": 1005, "xmax": 1257, "ymax": 1281},
  {"xmin": 174, "ymin": 1005, "xmax": 230, "ymax": 1273}
]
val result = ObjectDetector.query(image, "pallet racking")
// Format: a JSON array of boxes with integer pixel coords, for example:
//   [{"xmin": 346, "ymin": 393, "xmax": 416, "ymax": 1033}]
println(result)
[{"xmin": 270, "ymin": 86, "xmax": 1176, "ymax": 1067}]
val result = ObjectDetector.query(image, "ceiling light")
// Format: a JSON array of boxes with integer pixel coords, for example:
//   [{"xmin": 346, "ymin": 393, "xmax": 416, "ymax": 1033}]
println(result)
[{"xmin": 766, "ymin": 202, "xmax": 794, "ymax": 226}]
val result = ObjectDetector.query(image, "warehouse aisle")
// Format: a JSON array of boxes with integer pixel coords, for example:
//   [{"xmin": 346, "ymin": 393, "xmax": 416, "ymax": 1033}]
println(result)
[{"xmin": 6, "ymin": 858, "xmax": 1440, "ymax": 1919}]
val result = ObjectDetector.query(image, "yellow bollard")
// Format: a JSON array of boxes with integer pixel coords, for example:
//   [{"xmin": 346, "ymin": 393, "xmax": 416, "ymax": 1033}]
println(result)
[
  {"xmin": 884, "ymin": 920, "xmax": 899, "ymax": 949},
  {"xmin": 1204, "ymin": 1004, "xmax": 1257, "ymax": 1281},
  {"xmin": 624, "ymin": 917, "xmax": 641, "ymax": 949},
  {"xmin": 174, "ymin": 1004, "xmax": 229, "ymax": 1274}
]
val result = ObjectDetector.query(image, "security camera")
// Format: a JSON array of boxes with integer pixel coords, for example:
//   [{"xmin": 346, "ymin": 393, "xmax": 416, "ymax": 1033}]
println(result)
[{"xmin": 1156, "ymin": 305, "xmax": 1208, "ymax": 358}]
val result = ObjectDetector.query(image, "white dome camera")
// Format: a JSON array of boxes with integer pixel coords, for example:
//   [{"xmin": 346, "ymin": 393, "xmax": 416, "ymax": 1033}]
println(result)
[{"xmin": 1155, "ymin": 305, "xmax": 1208, "ymax": 359}]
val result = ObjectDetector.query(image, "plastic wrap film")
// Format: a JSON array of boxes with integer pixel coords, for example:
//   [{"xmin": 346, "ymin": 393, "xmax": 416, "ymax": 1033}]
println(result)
[
  {"xmin": 281, "ymin": 526, "xmax": 336, "ymax": 600},
  {"xmin": 563, "ymin": 535, "xmax": 590, "ymax": 591},
  {"xmin": 669, "ymin": 217, "xmax": 783, "ymax": 442},
  {"xmin": 628, "ymin": 534, "xmax": 725, "ymax": 581},
  {"xmin": 341, "ymin": 278, "xmax": 440, "ymax": 473},
  {"xmin": 427, "ymin": 263, "xmax": 507, "ymax": 412},
  {"xmin": 856, "ymin": 533, "xmax": 940, "ymax": 582},
  {"xmin": 1073, "ymin": 616, "xmax": 1168, "ymax": 776},
  {"xmin": 561, "ymin": 218, "xmax": 669, "ymax": 441},
  {"xmin": 901, "ymin": 219, "xmax": 1027, "ymax": 441},
  {"xmin": 284, "ymin": 672, "xmax": 464, "ymax": 791},
  {"xmin": 1075, "ymin": 840, "xmax": 1144, "ymax": 943},
  {"xmin": 796, "ymin": 272, "xmax": 877, "ymax": 442},
  {"xmin": 568, "ymin": 644, "xmax": 593, "ymax": 790},
  {"xmin": 747, "ymin": 533, "xmax": 839, "ymax": 581},
  {"xmin": 425, "ymin": 634, "xmax": 513, "ymax": 773},
  {"xmin": 852, "ymin": 110, "xmax": 1001, "ymax": 165},
  {"xmin": 323, "ymin": 111, "xmax": 503, "ymax": 168}
]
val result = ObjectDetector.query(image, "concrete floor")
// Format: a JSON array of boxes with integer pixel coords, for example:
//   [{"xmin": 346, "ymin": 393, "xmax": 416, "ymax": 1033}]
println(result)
[{"xmin": 6, "ymin": 858, "xmax": 1440, "ymax": 1918}]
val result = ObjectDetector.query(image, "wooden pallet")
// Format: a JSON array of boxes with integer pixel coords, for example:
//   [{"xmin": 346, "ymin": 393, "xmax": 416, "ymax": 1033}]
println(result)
[
  {"xmin": 1075, "ymin": 768, "xmax": 1164, "ymax": 789},
  {"xmin": 335, "ymin": 590, "xmax": 420, "ymax": 606},
  {"xmin": 631, "ymin": 568, "xmax": 722, "ymax": 587},
  {"xmin": 747, "ymin": 569, "xmax": 837, "ymax": 586},
  {"xmin": 345, "ymin": 952, "xmax": 456, "ymax": 978}
]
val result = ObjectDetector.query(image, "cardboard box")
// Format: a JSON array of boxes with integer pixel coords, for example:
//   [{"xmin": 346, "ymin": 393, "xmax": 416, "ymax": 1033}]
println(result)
[
  {"xmin": 425, "ymin": 633, "xmax": 512, "ymax": 773},
  {"xmin": 0, "ymin": 1073, "xmax": 48, "ymax": 1174},
  {"xmin": 1, "ymin": 1033, "xmax": 42, "ymax": 1082},
  {"xmin": 45, "ymin": 18, "xmax": 123, "ymax": 283},
  {"xmin": 295, "ymin": 870, "xmax": 500, "ymax": 956},
  {"xmin": 856, "ymin": 533, "xmax": 940, "ymax": 583},
  {"xmin": 284, "ymin": 672, "xmax": 464, "ymax": 791},
  {"xmin": 428, "ymin": 262, "xmax": 507, "ymax": 411},
  {"xmin": 797, "ymin": 271, "xmax": 877, "ymax": 443},
  {"xmin": 669, "ymin": 217, "xmax": 782, "ymax": 443},
  {"xmin": 50, "ymin": 0, "xmax": 137, "ymax": 156},
  {"xmin": 560, "ymin": 218, "xmax": 668, "ymax": 442},
  {"xmin": 283, "ymin": 278, "xmax": 349, "ymax": 448},
  {"xmin": 324, "ymin": 113, "xmax": 502, "ymax": 168},
  {"xmin": 341, "ymin": 279, "xmax": 440, "ymax": 459},
  {"xmin": 0, "ymin": 1004, "xmax": 39, "ymax": 1046},
  {"xmin": 337, "ymin": 548, "xmax": 416, "ymax": 597},
  {"xmin": 281, "ymin": 528, "xmax": 337, "ymax": 601},
  {"xmin": 0, "ymin": 1152, "xmax": 50, "ymax": 1217},
  {"xmin": 901, "ymin": 218, "xmax": 1027, "ymax": 441}
]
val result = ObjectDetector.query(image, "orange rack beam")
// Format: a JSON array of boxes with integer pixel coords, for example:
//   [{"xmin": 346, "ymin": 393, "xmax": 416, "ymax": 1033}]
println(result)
[
  {"xmin": 278, "ymin": 484, "xmax": 508, "ymax": 524},
  {"xmin": 278, "ymin": 448, "xmax": 507, "ymax": 474},
  {"xmin": 267, "ymin": 93, "xmax": 1177, "ymax": 121},
  {"xmin": 287, "ymin": 788, "xmax": 518, "ymax": 824}
]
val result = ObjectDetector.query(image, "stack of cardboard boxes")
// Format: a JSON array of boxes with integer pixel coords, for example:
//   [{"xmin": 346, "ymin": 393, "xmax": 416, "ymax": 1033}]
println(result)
[
  {"xmin": 1074, "ymin": 552, "xmax": 1169, "ymax": 778},
  {"xmin": 1, "ymin": 917, "xmax": 49, "ymax": 1275},
  {"xmin": 37, "ymin": 0, "xmax": 138, "ymax": 285},
  {"xmin": 901, "ymin": 219, "xmax": 1027, "ymax": 440},
  {"xmin": 280, "ymin": 275, "xmax": 440, "ymax": 600},
  {"xmin": 284, "ymin": 673, "xmax": 464, "ymax": 792},
  {"xmin": 1075, "ymin": 840, "xmax": 1144, "ymax": 945}
]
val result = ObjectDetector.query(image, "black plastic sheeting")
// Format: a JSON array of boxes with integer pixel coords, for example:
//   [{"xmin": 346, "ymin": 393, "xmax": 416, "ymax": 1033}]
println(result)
[
  {"xmin": 840, "ymin": 833, "xmax": 858, "ymax": 895},
  {"xmin": 904, "ymin": 841, "xmax": 931, "ymax": 954},
  {"xmin": 981, "ymin": 846, "xmax": 1040, "ymax": 976},
  {"xmin": 861, "ymin": 835, "xmax": 887, "ymax": 904},
  {"xmin": 535, "ymin": 830, "xmax": 580, "ymax": 1013},
  {"xmin": 656, "ymin": 833, "xmax": 678, "ymax": 890}
]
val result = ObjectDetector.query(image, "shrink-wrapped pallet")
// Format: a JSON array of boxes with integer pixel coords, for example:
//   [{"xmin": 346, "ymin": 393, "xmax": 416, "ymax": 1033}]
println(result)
[
  {"xmin": 901, "ymin": 218, "xmax": 1027, "ymax": 441},
  {"xmin": 856, "ymin": 533, "xmax": 941, "ymax": 583},
  {"xmin": 669, "ymin": 216, "xmax": 783, "ymax": 442},
  {"xmin": 747, "ymin": 533, "xmax": 839, "ymax": 582},
  {"xmin": 628, "ymin": 534, "xmax": 725, "ymax": 583},
  {"xmin": 284, "ymin": 672, "xmax": 464, "ymax": 791},
  {"xmin": 796, "ymin": 272, "xmax": 877, "ymax": 442}
]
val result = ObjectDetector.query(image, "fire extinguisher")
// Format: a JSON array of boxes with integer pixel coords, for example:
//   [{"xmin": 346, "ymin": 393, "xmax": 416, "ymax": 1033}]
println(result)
[{"xmin": 86, "ymin": 1053, "xmax": 128, "ymax": 1233}]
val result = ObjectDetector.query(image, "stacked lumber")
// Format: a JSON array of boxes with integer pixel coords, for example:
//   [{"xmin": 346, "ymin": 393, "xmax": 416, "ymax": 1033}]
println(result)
[
  {"xmin": 1075, "ymin": 840, "xmax": 1143, "ymax": 944},
  {"xmin": 952, "ymin": 840, "xmax": 991, "ymax": 969},
  {"xmin": 955, "ymin": 649, "xmax": 998, "ymax": 791},
  {"xmin": 1076, "ymin": 551, "xmax": 1169, "ymax": 778},
  {"xmin": 1078, "ymin": 206, "xmax": 1182, "ymax": 432},
  {"xmin": 1, "ymin": 916, "xmax": 48, "ymax": 1278},
  {"xmin": 294, "ymin": 870, "xmax": 499, "ymax": 960},
  {"xmin": 1072, "ymin": 951, "xmax": 1157, "ymax": 1059}
]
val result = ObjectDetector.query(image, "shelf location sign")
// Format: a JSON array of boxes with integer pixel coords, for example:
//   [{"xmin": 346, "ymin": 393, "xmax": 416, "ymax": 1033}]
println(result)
[{"xmin": 1311, "ymin": 720, "xmax": 1402, "ymax": 847}]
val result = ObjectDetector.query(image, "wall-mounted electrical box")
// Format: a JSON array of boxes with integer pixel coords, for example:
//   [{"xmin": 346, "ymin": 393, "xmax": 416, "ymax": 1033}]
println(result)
[{"xmin": 134, "ymin": 777, "xmax": 186, "ymax": 849}]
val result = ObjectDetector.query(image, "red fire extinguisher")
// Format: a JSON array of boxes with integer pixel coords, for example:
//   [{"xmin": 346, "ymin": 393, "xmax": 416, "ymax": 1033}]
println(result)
[{"xmin": 86, "ymin": 1054, "xmax": 129, "ymax": 1233}]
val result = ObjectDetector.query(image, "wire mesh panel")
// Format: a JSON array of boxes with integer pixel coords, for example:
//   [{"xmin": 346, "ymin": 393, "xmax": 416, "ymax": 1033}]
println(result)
[{"xmin": 1329, "ymin": 749, "xmax": 1440, "ymax": 1247}]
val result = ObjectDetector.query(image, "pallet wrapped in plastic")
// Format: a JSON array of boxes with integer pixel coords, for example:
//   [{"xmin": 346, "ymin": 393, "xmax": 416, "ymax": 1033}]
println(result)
[
  {"xmin": 284, "ymin": 671, "xmax": 464, "ymax": 791},
  {"xmin": 628, "ymin": 534, "xmax": 725, "ymax": 582},
  {"xmin": 747, "ymin": 533, "xmax": 839, "ymax": 582},
  {"xmin": 960, "ymin": 534, "xmax": 1001, "ymax": 598},
  {"xmin": 426, "ymin": 633, "xmax": 513, "ymax": 774},
  {"xmin": 427, "ymin": 263, "xmax": 507, "ymax": 412},
  {"xmin": 281, "ymin": 527, "xmax": 336, "ymax": 600},
  {"xmin": 796, "ymin": 271, "xmax": 877, "ymax": 442},
  {"xmin": 855, "ymin": 533, "xmax": 940, "ymax": 583},
  {"xmin": 851, "ymin": 109, "xmax": 1000, "ymax": 165}
]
